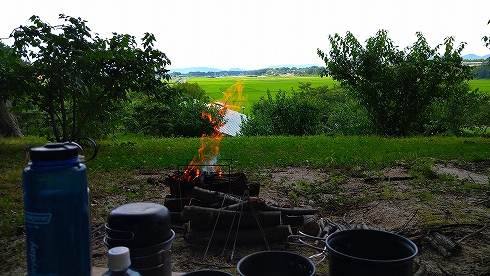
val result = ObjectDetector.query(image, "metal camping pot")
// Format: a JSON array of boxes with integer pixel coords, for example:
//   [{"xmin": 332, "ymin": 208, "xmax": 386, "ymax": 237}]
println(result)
[
  {"xmin": 237, "ymin": 251, "xmax": 316, "ymax": 276},
  {"xmin": 105, "ymin": 202, "xmax": 174, "ymax": 276},
  {"xmin": 326, "ymin": 229, "xmax": 418, "ymax": 276}
]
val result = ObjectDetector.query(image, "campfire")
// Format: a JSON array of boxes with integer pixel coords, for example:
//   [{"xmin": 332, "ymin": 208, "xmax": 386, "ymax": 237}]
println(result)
[
  {"xmin": 165, "ymin": 80, "xmax": 252, "ymax": 197},
  {"xmin": 161, "ymin": 81, "xmax": 319, "ymax": 246},
  {"xmin": 163, "ymin": 168, "xmax": 318, "ymax": 246},
  {"xmin": 165, "ymin": 161, "xmax": 257, "ymax": 197},
  {"xmin": 182, "ymin": 80, "xmax": 246, "ymax": 181}
]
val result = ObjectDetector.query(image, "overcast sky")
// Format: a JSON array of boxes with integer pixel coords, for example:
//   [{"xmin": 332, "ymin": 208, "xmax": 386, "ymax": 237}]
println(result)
[{"xmin": 1, "ymin": 0, "xmax": 489, "ymax": 70}]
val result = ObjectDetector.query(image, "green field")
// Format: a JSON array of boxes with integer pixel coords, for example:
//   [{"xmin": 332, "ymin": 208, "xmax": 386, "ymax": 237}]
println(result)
[
  {"xmin": 186, "ymin": 76, "xmax": 490, "ymax": 113},
  {"xmin": 469, "ymin": 79, "xmax": 490, "ymax": 94},
  {"xmin": 186, "ymin": 76, "xmax": 338, "ymax": 112}
]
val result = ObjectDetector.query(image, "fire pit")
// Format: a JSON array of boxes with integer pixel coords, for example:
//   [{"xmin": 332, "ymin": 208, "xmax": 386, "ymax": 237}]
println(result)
[
  {"xmin": 159, "ymin": 87, "xmax": 319, "ymax": 252},
  {"xmin": 163, "ymin": 161, "xmax": 259, "ymax": 197},
  {"xmin": 161, "ymin": 161, "xmax": 318, "ymax": 248}
]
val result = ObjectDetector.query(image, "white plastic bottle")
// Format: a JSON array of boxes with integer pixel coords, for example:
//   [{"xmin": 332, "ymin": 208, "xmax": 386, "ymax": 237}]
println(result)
[{"xmin": 102, "ymin": 247, "xmax": 141, "ymax": 276}]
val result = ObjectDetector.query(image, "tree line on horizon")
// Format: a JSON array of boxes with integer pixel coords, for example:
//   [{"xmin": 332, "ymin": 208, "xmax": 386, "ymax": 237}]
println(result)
[
  {"xmin": 170, "ymin": 63, "xmax": 490, "ymax": 79},
  {"xmin": 170, "ymin": 66, "xmax": 326, "ymax": 78}
]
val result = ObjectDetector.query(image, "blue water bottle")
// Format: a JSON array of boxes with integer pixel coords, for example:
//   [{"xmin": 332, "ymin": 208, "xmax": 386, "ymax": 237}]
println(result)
[{"xmin": 23, "ymin": 143, "xmax": 92, "ymax": 275}]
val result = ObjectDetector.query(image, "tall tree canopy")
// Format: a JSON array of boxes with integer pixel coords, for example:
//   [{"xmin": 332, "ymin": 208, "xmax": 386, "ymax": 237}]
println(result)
[
  {"xmin": 318, "ymin": 30, "xmax": 472, "ymax": 136},
  {"xmin": 5, "ymin": 14, "xmax": 172, "ymax": 141}
]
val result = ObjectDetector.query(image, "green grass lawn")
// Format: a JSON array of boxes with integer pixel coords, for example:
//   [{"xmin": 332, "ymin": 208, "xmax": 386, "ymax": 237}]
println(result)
[
  {"xmin": 86, "ymin": 135, "xmax": 490, "ymax": 172},
  {"xmin": 3, "ymin": 135, "xmax": 490, "ymax": 190},
  {"xmin": 4, "ymin": 135, "xmax": 490, "ymax": 184}
]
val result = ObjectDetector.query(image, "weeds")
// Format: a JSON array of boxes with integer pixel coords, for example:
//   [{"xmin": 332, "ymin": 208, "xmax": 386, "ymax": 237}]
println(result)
[{"xmin": 410, "ymin": 158, "xmax": 437, "ymax": 179}]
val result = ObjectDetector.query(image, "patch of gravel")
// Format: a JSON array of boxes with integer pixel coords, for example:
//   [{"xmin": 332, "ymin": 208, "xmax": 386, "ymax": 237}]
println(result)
[{"xmin": 435, "ymin": 163, "xmax": 489, "ymax": 184}]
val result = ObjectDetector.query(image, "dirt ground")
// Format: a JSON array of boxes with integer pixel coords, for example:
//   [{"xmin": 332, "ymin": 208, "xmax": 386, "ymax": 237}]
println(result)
[{"xmin": 5, "ymin": 161, "xmax": 490, "ymax": 276}]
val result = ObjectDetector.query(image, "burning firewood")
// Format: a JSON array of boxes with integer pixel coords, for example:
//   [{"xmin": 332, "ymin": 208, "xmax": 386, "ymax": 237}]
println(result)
[
  {"xmin": 188, "ymin": 186, "xmax": 318, "ymax": 215},
  {"xmin": 164, "ymin": 171, "xmax": 259, "ymax": 197},
  {"xmin": 164, "ymin": 162, "xmax": 322, "ymax": 246}
]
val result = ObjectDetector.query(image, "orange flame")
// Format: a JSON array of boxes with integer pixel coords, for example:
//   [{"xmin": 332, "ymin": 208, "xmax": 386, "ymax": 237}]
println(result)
[{"xmin": 183, "ymin": 81, "xmax": 246, "ymax": 180}]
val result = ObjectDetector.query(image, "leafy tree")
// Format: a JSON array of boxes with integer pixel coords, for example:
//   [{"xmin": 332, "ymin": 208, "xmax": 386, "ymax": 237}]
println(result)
[
  {"xmin": 6, "ymin": 14, "xmax": 172, "ymax": 141},
  {"xmin": 171, "ymin": 101, "xmax": 217, "ymax": 137},
  {"xmin": 466, "ymin": 91, "xmax": 490, "ymax": 135},
  {"xmin": 124, "ymin": 97, "xmax": 173, "ymax": 136},
  {"xmin": 242, "ymin": 82, "xmax": 372, "ymax": 136},
  {"xmin": 476, "ymin": 20, "xmax": 490, "ymax": 80},
  {"xmin": 318, "ymin": 30, "xmax": 473, "ymax": 136},
  {"xmin": 173, "ymin": 82, "xmax": 210, "ymax": 102},
  {"xmin": 0, "ymin": 42, "xmax": 48, "ymax": 137}
]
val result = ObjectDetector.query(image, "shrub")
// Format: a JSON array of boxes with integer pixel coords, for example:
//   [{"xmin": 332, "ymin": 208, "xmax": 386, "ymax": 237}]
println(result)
[
  {"xmin": 124, "ymin": 82, "xmax": 224, "ymax": 137},
  {"xmin": 241, "ymin": 89, "xmax": 322, "ymax": 136}
]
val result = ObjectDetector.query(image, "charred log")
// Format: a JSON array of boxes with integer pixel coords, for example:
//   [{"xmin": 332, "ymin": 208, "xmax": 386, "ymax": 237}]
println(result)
[
  {"xmin": 184, "ymin": 223, "xmax": 292, "ymax": 245},
  {"xmin": 181, "ymin": 205, "xmax": 281, "ymax": 230},
  {"xmin": 302, "ymin": 214, "xmax": 320, "ymax": 236},
  {"xmin": 282, "ymin": 215, "xmax": 304, "ymax": 227},
  {"xmin": 223, "ymin": 200, "xmax": 318, "ymax": 216},
  {"xmin": 163, "ymin": 196, "xmax": 190, "ymax": 212},
  {"xmin": 191, "ymin": 186, "xmax": 242, "ymax": 206},
  {"xmin": 430, "ymin": 232, "xmax": 462, "ymax": 256}
]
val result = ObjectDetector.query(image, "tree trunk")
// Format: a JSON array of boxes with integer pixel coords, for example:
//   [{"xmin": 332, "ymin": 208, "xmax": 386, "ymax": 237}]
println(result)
[{"xmin": 0, "ymin": 100, "xmax": 23, "ymax": 137}]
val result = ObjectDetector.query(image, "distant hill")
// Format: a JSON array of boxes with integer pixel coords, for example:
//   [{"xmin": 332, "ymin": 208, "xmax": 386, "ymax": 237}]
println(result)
[
  {"xmin": 170, "ymin": 57, "xmax": 488, "ymax": 73},
  {"xmin": 462, "ymin": 54, "xmax": 490, "ymax": 60},
  {"xmin": 170, "ymin": 64, "xmax": 323, "ymax": 74},
  {"xmin": 169, "ymin": 67, "xmax": 223, "ymax": 74}
]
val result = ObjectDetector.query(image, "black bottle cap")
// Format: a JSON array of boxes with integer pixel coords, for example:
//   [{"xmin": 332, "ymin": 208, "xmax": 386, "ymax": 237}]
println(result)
[{"xmin": 30, "ymin": 143, "xmax": 79, "ymax": 162}]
